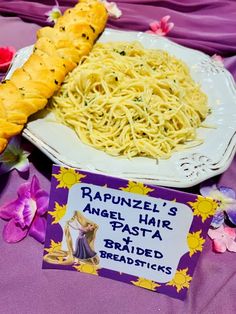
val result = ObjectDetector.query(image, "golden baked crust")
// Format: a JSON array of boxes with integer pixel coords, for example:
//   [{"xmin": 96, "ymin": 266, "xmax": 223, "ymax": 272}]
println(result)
[{"xmin": 0, "ymin": 0, "xmax": 108, "ymax": 153}]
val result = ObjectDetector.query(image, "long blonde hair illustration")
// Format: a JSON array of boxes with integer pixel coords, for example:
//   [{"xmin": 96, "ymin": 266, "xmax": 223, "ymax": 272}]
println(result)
[{"xmin": 43, "ymin": 211, "xmax": 99, "ymax": 266}]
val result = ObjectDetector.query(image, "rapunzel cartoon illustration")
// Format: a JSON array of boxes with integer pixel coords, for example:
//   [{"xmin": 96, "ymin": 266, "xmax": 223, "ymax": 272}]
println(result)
[
  {"xmin": 44, "ymin": 211, "xmax": 99, "ymax": 266},
  {"xmin": 67, "ymin": 211, "xmax": 99, "ymax": 264}
]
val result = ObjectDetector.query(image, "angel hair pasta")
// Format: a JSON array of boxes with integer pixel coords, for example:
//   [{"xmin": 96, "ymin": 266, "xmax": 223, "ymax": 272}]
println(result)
[{"xmin": 50, "ymin": 41, "xmax": 209, "ymax": 159}]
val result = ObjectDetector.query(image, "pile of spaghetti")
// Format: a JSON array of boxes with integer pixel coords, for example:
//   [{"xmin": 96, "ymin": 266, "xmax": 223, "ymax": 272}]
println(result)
[{"xmin": 50, "ymin": 41, "xmax": 209, "ymax": 159}]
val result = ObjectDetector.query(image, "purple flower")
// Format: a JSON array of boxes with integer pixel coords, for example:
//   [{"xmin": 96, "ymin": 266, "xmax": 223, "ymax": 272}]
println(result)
[
  {"xmin": 200, "ymin": 184, "xmax": 236, "ymax": 228},
  {"xmin": 0, "ymin": 136, "xmax": 30, "ymax": 175},
  {"xmin": 0, "ymin": 175, "xmax": 49, "ymax": 243}
]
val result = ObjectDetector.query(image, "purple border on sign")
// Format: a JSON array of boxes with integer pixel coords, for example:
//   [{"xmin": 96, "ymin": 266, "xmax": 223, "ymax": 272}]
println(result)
[{"xmin": 42, "ymin": 165, "xmax": 214, "ymax": 300}]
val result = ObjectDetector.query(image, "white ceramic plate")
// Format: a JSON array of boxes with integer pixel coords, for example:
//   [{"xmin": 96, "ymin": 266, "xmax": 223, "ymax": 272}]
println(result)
[{"xmin": 6, "ymin": 28, "xmax": 236, "ymax": 188}]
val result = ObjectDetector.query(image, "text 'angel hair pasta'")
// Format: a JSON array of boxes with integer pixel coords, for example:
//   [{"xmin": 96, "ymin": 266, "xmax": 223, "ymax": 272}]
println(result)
[{"xmin": 50, "ymin": 41, "xmax": 209, "ymax": 159}]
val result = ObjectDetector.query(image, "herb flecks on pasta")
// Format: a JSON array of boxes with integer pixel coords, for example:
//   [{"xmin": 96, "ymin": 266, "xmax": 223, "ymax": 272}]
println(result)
[{"xmin": 50, "ymin": 41, "xmax": 209, "ymax": 159}]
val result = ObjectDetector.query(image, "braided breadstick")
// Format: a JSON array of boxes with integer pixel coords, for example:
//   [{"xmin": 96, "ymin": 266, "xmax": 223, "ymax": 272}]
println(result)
[{"xmin": 0, "ymin": 0, "xmax": 108, "ymax": 153}]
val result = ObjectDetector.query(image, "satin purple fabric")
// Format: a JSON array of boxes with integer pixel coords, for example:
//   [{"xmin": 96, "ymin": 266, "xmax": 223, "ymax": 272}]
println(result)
[{"xmin": 0, "ymin": 1, "xmax": 236, "ymax": 313}]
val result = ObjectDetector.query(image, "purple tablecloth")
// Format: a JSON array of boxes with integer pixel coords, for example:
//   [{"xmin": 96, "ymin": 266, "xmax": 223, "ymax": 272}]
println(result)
[{"xmin": 0, "ymin": 1, "xmax": 236, "ymax": 313}]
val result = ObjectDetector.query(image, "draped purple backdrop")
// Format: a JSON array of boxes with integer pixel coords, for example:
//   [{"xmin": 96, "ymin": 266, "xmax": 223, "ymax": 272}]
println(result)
[{"xmin": 0, "ymin": 1, "xmax": 236, "ymax": 313}]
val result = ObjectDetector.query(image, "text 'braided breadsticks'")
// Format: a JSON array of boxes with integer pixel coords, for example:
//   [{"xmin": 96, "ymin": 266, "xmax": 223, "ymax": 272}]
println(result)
[{"xmin": 0, "ymin": 0, "xmax": 108, "ymax": 153}]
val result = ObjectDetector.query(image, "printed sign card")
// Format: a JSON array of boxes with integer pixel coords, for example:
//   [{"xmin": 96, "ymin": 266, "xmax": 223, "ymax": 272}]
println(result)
[{"xmin": 43, "ymin": 165, "xmax": 217, "ymax": 300}]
